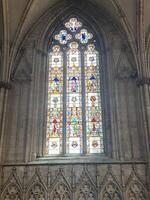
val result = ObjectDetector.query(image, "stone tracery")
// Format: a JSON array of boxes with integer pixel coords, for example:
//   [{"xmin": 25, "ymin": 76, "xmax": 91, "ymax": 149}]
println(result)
[
  {"xmin": 127, "ymin": 181, "xmax": 147, "ymax": 200},
  {"xmin": 77, "ymin": 169, "xmax": 96, "ymax": 200},
  {"xmin": 27, "ymin": 183, "xmax": 46, "ymax": 200},
  {"xmin": 2, "ymin": 184, "xmax": 22, "ymax": 200},
  {"xmin": 0, "ymin": 1, "xmax": 149, "ymax": 200},
  {"xmin": 53, "ymin": 183, "xmax": 71, "ymax": 200}
]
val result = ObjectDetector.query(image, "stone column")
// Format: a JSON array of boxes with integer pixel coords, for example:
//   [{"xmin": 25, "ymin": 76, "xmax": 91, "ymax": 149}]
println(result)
[
  {"xmin": 0, "ymin": 85, "xmax": 11, "ymax": 161},
  {"xmin": 136, "ymin": 0, "xmax": 150, "ymax": 195},
  {"xmin": 137, "ymin": 78, "xmax": 150, "ymax": 197}
]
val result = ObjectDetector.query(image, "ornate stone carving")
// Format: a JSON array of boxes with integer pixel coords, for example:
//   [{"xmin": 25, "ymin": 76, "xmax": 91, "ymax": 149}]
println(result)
[
  {"xmin": 101, "ymin": 168, "xmax": 122, "ymax": 200},
  {"xmin": 28, "ymin": 183, "xmax": 46, "ymax": 200},
  {"xmin": 102, "ymin": 181, "xmax": 122, "ymax": 200},
  {"xmin": 51, "ymin": 168, "xmax": 72, "ymax": 200},
  {"xmin": 126, "ymin": 170, "xmax": 147, "ymax": 200},
  {"xmin": 126, "ymin": 166, "xmax": 147, "ymax": 200},
  {"xmin": 127, "ymin": 182, "xmax": 146, "ymax": 200},
  {"xmin": 1, "ymin": 168, "xmax": 22, "ymax": 200},
  {"xmin": 0, "ymin": 165, "xmax": 148, "ymax": 200},
  {"xmin": 27, "ymin": 168, "xmax": 47, "ymax": 200},
  {"xmin": 53, "ymin": 183, "xmax": 71, "ymax": 200},
  {"xmin": 77, "ymin": 167, "xmax": 96, "ymax": 200},
  {"xmin": 2, "ymin": 184, "xmax": 21, "ymax": 200}
]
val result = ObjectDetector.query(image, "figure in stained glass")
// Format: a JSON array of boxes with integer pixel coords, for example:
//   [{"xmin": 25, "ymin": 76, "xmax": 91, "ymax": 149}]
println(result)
[
  {"xmin": 70, "ymin": 108, "xmax": 79, "ymax": 135},
  {"xmin": 46, "ymin": 45, "xmax": 63, "ymax": 154},
  {"xmin": 66, "ymin": 42, "xmax": 82, "ymax": 154},
  {"xmin": 85, "ymin": 44, "xmax": 104, "ymax": 153},
  {"xmin": 69, "ymin": 76, "xmax": 78, "ymax": 92},
  {"xmin": 87, "ymin": 74, "xmax": 96, "ymax": 92},
  {"xmin": 46, "ymin": 18, "xmax": 104, "ymax": 155}
]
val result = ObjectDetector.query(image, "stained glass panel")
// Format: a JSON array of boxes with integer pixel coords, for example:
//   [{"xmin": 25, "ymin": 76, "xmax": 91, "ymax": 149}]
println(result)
[
  {"xmin": 54, "ymin": 30, "xmax": 72, "ymax": 44},
  {"xmin": 65, "ymin": 18, "xmax": 82, "ymax": 32},
  {"xmin": 46, "ymin": 45, "xmax": 63, "ymax": 155},
  {"xmin": 66, "ymin": 42, "xmax": 82, "ymax": 154},
  {"xmin": 75, "ymin": 29, "xmax": 93, "ymax": 44},
  {"xmin": 84, "ymin": 44, "xmax": 104, "ymax": 153},
  {"xmin": 47, "ymin": 18, "xmax": 104, "ymax": 156}
]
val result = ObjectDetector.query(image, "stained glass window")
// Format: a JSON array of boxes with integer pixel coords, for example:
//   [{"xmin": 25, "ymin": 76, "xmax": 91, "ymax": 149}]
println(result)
[
  {"xmin": 54, "ymin": 30, "xmax": 72, "ymax": 44},
  {"xmin": 46, "ymin": 45, "xmax": 63, "ymax": 155},
  {"xmin": 65, "ymin": 18, "xmax": 82, "ymax": 32},
  {"xmin": 66, "ymin": 42, "xmax": 82, "ymax": 154},
  {"xmin": 46, "ymin": 17, "xmax": 104, "ymax": 155},
  {"xmin": 75, "ymin": 29, "xmax": 93, "ymax": 44},
  {"xmin": 84, "ymin": 44, "xmax": 104, "ymax": 153}
]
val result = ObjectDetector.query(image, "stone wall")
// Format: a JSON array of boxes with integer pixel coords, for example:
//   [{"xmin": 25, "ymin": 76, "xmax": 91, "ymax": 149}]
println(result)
[
  {"xmin": 0, "ymin": 164, "xmax": 148, "ymax": 200},
  {"xmin": 1, "ymin": 3, "xmax": 145, "ymax": 163},
  {"xmin": 0, "ymin": 1, "xmax": 150, "ymax": 200}
]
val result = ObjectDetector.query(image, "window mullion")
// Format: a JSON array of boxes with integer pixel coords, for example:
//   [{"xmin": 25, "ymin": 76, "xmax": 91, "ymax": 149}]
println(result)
[
  {"xmin": 62, "ymin": 51, "xmax": 67, "ymax": 155},
  {"xmin": 81, "ymin": 49, "xmax": 87, "ymax": 155}
]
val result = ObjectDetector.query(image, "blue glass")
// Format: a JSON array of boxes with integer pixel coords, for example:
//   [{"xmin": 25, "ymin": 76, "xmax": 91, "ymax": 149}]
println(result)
[
  {"xmin": 71, "ymin": 77, "xmax": 77, "ymax": 81},
  {"xmin": 90, "ymin": 75, "xmax": 96, "ymax": 80},
  {"xmin": 82, "ymin": 33, "xmax": 86, "ymax": 40},
  {"xmin": 61, "ymin": 34, "xmax": 66, "ymax": 41},
  {"xmin": 54, "ymin": 30, "xmax": 72, "ymax": 44},
  {"xmin": 54, "ymin": 77, "xmax": 59, "ymax": 83}
]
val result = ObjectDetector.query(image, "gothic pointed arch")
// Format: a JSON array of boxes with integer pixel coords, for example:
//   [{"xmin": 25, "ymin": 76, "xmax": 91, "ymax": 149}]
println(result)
[
  {"xmin": 76, "ymin": 167, "xmax": 97, "ymax": 200},
  {"xmin": 126, "ymin": 169, "xmax": 148, "ymax": 200},
  {"xmin": 5, "ymin": 0, "xmax": 141, "ymax": 162},
  {"xmin": 50, "ymin": 168, "xmax": 72, "ymax": 200},
  {"xmin": 38, "ymin": 13, "xmax": 108, "ymax": 157},
  {"xmin": 8, "ymin": 0, "xmax": 139, "ymax": 80},
  {"xmin": 100, "ymin": 167, "xmax": 122, "ymax": 200},
  {"xmin": 1, "ymin": 168, "xmax": 23, "ymax": 200},
  {"xmin": 26, "ymin": 168, "xmax": 47, "ymax": 200}
]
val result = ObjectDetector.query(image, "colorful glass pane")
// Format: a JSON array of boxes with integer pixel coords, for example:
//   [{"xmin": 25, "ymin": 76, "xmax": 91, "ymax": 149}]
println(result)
[
  {"xmin": 75, "ymin": 29, "xmax": 93, "ymax": 44},
  {"xmin": 84, "ymin": 44, "xmax": 104, "ymax": 153},
  {"xmin": 54, "ymin": 30, "xmax": 72, "ymax": 44},
  {"xmin": 46, "ymin": 45, "xmax": 63, "ymax": 155},
  {"xmin": 47, "ymin": 18, "xmax": 104, "ymax": 156},
  {"xmin": 66, "ymin": 42, "xmax": 82, "ymax": 154},
  {"xmin": 65, "ymin": 18, "xmax": 82, "ymax": 32}
]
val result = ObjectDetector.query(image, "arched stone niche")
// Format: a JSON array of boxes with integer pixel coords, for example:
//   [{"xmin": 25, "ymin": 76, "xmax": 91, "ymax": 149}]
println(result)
[{"xmin": 2, "ymin": 0, "xmax": 143, "ymax": 163}]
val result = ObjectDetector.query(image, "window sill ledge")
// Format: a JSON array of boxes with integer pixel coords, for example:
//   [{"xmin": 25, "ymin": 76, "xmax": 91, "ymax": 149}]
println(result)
[
  {"xmin": 0, "ymin": 158, "xmax": 147, "ymax": 166},
  {"xmin": 31, "ymin": 155, "xmax": 147, "ymax": 165},
  {"xmin": 36, "ymin": 154, "xmax": 107, "ymax": 164}
]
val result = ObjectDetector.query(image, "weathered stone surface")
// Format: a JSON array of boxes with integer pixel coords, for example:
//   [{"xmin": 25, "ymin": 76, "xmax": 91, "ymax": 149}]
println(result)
[{"xmin": 0, "ymin": 1, "xmax": 150, "ymax": 199}]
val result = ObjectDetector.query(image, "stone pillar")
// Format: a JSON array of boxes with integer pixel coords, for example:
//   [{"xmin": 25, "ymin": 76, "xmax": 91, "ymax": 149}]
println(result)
[
  {"xmin": 0, "ymin": 83, "xmax": 11, "ymax": 161},
  {"xmin": 137, "ymin": 78, "xmax": 150, "ymax": 197}
]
